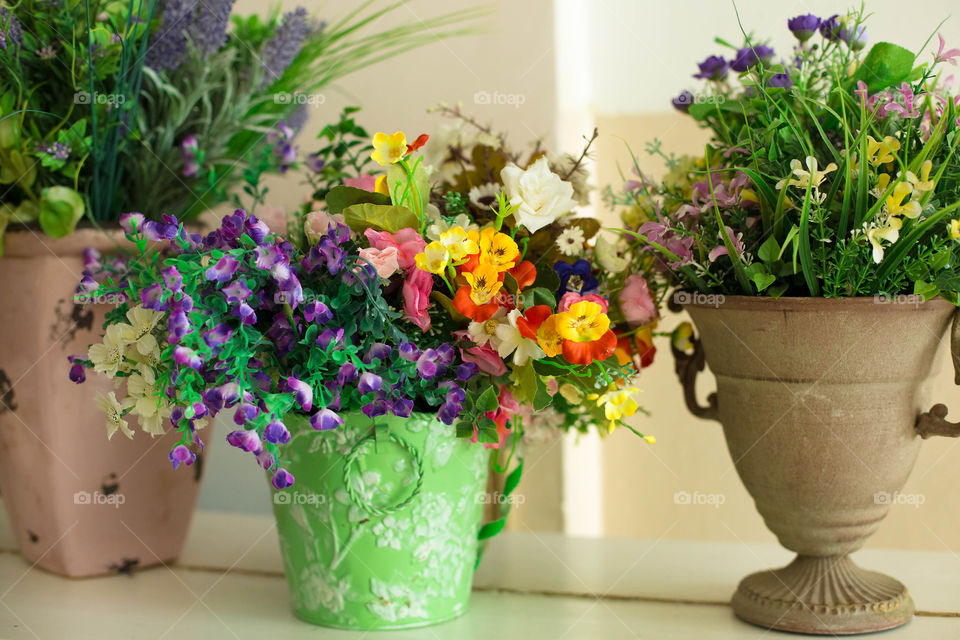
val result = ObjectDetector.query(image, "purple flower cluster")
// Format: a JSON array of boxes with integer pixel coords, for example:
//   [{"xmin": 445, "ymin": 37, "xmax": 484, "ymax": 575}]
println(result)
[
  {"xmin": 146, "ymin": 0, "xmax": 235, "ymax": 71},
  {"xmin": 260, "ymin": 7, "xmax": 315, "ymax": 86},
  {"xmin": 730, "ymin": 45, "xmax": 774, "ymax": 73},
  {"xmin": 0, "ymin": 8, "xmax": 23, "ymax": 53},
  {"xmin": 268, "ymin": 122, "xmax": 297, "ymax": 173},
  {"xmin": 181, "ymin": 135, "xmax": 200, "ymax": 178},
  {"xmin": 788, "ymin": 14, "xmax": 820, "ymax": 42}
]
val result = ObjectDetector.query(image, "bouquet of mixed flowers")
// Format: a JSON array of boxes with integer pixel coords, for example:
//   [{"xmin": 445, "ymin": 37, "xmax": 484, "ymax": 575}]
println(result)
[
  {"xmin": 70, "ymin": 116, "xmax": 659, "ymax": 489},
  {"xmin": 613, "ymin": 7, "xmax": 960, "ymax": 302},
  {"xmin": 0, "ymin": 0, "xmax": 482, "ymax": 247}
]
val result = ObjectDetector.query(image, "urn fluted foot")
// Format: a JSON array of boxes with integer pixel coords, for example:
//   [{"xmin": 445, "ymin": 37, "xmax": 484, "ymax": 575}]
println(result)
[{"xmin": 731, "ymin": 555, "xmax": 914, "ymax": 635}]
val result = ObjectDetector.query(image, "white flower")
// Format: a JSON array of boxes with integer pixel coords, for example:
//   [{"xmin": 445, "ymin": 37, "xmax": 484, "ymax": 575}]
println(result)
[
  {"xmin": 594, "ymin": 233, "xmax": 629, "ymax": 273},
  {"xmin": 495, "ymin": 309, "xmax": 545, "ymax": 366},
  {"xmin": 95, "ymin": 391, "xmax": 134, "ymax": 440},
  {"xmin": 127, "ymin": 366, "xmax": 169, "ymax": 437},
  {"xmin": 775, "ymin": 156, "xmax": 838, "ymax": 198},
  {"xmin": 88, "ymin": 324, "xmax": 130, "ymax": 377},
  {"xmin": 121, "ymin": 305, "xmax": 162, "ymax": 356},
  {"xmin": 467, "ymin": 307, "xmax": 508, "ymax": 348},
  {"xmin": 468, "ymin": 182, "xmax": 501, "ymax": 210},
  {"xmin": 501, "ymin": 157, "xmax": 578, "ymax": 234},
  {"xmin": 556, "ymin": 227, "xmax": 585, "ymax": 257}
]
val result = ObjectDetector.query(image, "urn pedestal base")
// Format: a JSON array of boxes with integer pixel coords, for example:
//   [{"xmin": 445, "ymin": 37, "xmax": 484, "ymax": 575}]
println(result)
[{"xmin": 731, "ymin": 555, "xmax": 914, "ymax": 635}]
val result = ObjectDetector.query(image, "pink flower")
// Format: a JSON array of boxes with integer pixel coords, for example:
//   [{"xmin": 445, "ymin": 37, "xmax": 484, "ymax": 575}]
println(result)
[
  {"xmin": 402, "ymin": 267, "xmax": 433, "ymax": 332},
  {"xmin": 471, "ymin": 409, "xmax": 511, "ymax": 450},
  {"xmin": 364, "ymin": 228, "xmax": 426, "ymax": 271},
  {"xmin": 498, "ymin": 387, "xmax": 520, "ymax": 414},
  {"xmin": 619, "ymin": 274, "xmax": 657, "ymax": 328},
  {"xmin": 558, "ymin": 292, "xmax": 609, "ymax": 314},
  {"xmin": 460, "ymin": 344, "xmax": 508, "ymax": 377},
  {"xmin": 935, "ymin": 33, "xmax": 960, "ymax": 66},
  {"xmin": 707, "ymin": 226, "xmax": 745, "ymax": 263},
  {"xmin": 305, "ymin": 209, "xmax": 346, "ymax": 243},
  {"xmin": 358, "ymin": 246, "xmax": 400, "ymax": 279},
  {"xmin": 344, "ymin": 174, "xmax": 378, "ymax": 192}
]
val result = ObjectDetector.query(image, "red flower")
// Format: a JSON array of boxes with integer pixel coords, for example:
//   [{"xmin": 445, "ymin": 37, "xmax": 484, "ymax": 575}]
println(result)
[
  {"xmin": 516, "ymin": 305, "xmax": 552, "ymax": 340},
  {"xmin": 453, "ymin": 286, "xmax": 499, "ymax": 322},
  {"xmin": 406, "ymin": 133, "xmax": 430, "ymax": 154},
  {"xmin": 563, "ymin": 329, "xmax": 617, "ymax": 365},
  {"xmin": 508, "ymin": 260, "xmax": 537, "ymax": 291}
]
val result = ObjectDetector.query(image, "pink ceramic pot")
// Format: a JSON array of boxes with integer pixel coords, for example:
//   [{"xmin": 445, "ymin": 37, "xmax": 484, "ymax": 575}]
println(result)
[
  {"xmin": 675, "ymin": 295, "xmax": 960, "ymax": 635},
  {"xmin": 0, "ymin": 227, "xmax": 206, "ymax": 577}
]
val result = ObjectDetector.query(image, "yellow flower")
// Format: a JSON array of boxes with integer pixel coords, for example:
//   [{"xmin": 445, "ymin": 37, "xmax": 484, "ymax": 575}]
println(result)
[
  {"xmin": 949, "ymin": 219, "xmax": 960, "ymax": 240},
  {"xmin": 477, "ymin": 227, "xmax": 519, "ymax": 271},
  {"xmin": 906, "ymin": 160, "xmax": 935, "ymax": 193},
  {"xmin": 95, "ymin": 391, "xmax": 134, "ymax": 440},
  {"xmin": 593, "ymin": 387, "xmax": 640, "ymax": 432},
  {"xmin": 439, "ymin": 226, "xmax": 479, "ymax": 261},
  {"xmin": 867, "ymin": 215, "xmax": 903, "ymax": 263},
  {"xmin": 885, "ymin": 181, "xmax": 921, "ymax": 219},
  {"xmin": 558, "ymin": 383, "xmax": 582, "ymax": 405},
  {"xmin": 414, "ymin": 241, "xmax": 450, "ymax": 275},
  {"xmin": 536, "ymin": 314, "xmax": 565, "ymax": 357},
  {"xmin": 374, "ymin": 174, "xmax": 390, "ymax": 196},
  {"xmin": 873, "ymin": 172, "xmax": 891, "ymax": 196},
  {"xmin": 866, "ymin": 135, "xmax": 901, "ymax": 166},
  {"xmin": 88, "ymin": 324, "xmax": 131, "ymax": 377},
  {"xmin": 462, "ymin": 264, "xmax": 503, "ymax": 305},
  {"xmin": 671, "ymin": 322, "xmax": 694, "ymax": 354},
  {"xmin": 120, "ymin": 305, "xmax": 162, "ymax": 356},
  {"xmin": 555, "ymin": 301, "xmax": 610, "ymax": 343},
  {"xmin": 370, "ymin": 131, "xmax": 407, "ymax": 166},
  {"xmin": 775, "ymin": 156, "xmax": 837, "ymax": 192}
]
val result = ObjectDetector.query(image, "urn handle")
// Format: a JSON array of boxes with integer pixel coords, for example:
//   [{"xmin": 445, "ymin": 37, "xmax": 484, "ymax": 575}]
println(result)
[
  {"xmin": 916, "ymin": 310, "xmax": 960, "ymax": 439},
  {"xmin": 671, "ymin": 334, "xmax": 720, "ymax": 422}
]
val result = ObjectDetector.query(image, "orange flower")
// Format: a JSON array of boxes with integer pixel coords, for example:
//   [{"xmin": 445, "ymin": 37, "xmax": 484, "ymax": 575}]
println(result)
[
  {"xmin": 453, "ymin": 286, "xmax": 500, "ymax": 323},
  {"xmin": 516, "ymin": 305, "xmax": 552, "ymax": 340},
  {"xmin": 563, "ymin": 330, "xmax": 617, "ymax": 365},
  {"xmin": 406, "ymin": 133, "xmax": 430, "ymax": 154},
  {"xmin": 509, "ymin": 260, "xmax": 537, "ymax": 291},
  {"xmin": 537, "ymin": 315, "xmax": 565, "ymax": 357}
]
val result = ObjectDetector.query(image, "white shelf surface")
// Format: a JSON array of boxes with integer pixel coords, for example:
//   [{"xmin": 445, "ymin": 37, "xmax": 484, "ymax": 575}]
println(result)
[{"xmin": 0, "ymin": 510, "xmax": 958, "ymax": 639}]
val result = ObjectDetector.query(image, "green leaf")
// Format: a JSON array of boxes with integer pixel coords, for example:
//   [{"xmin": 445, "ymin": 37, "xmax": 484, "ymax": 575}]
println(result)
[
  {"xmin": 325, "ymin": 185, "xmax": 391, "ymax": 214},
  {"xmin": 517, "ymin": 363, "xmax": 538, "ymax": 403},
  {"xmin": 503, "ymin": 459, "xmax": 524, "ymax": 496},
  {"xmin": 757, "ymin": 235, "xmax": 780, "ymax": 263},
  {"xmin": 478, "ymin": 518, "xmax": 506, "ymax": 540},
  {"xmin": 343, "ymin": 203, "xmax": 419, "ymax": 234},
  {"xmin": 853, "ymin": 42, "xmax": 916, "ymax": 93},
  {"xmin": 430, "ymin": 291, "xmax": 470, "ymax": 324},
  {"xmin": 524, "ymin": 287, "xmax": 556, "ymax": 309},
  {"xmin": 533, "ymin": 377, "xmax": 552, "ymax": 411},
  {"xmin": 503, "ymin": 272, "xmax": 520, "ymax": 294},
  {"xmin": 387, "ymin": 162, "xmax": 429, "ymax": 213},
  {"xmin": 38, "ymin": 186, "xmax": 84, "ymax": 238},
  {"xmin": 476, "ymin": 385, "xmax": 500, "ymax": 413},
  {"xmin": 914, "ymin": 280, "xmax": 940, "ymax": 301},
  {"xmin": 456, "ymin": 421, "xmax": 475, "ymax": 439},
  {"xmin": 532, "ymin": 265, "xmax": 561, "ymax": 292}
]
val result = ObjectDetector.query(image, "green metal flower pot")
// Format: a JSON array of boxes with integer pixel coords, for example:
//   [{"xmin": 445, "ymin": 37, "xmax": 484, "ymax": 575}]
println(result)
[{"xmin": 270, "ymin": 411, "xmax": 490, "ymax": 630}]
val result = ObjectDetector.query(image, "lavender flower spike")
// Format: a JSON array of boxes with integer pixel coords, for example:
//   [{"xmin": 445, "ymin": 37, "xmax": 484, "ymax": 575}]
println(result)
[
  {"xmin": 187, "ymin": 0, "xmax": 236, "ymax": 57},
  {"xmin": 261, "ymin": 7, "xmax": 314, "ymax": 86}
]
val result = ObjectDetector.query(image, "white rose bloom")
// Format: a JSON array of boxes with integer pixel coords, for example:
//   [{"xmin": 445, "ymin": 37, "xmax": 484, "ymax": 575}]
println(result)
[{"xmin": 501, "ymin": 157, "xmax": 579, "ymax": 234}]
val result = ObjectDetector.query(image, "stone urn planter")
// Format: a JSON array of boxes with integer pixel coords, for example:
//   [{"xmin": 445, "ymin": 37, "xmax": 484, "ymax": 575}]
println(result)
[
  {"xmin": 673, "ymin": 295, "xmax": 959, "ymax": 635},
  {"xmin": 0, "ymin": 227, "xmax": 207, "ymax": 577},
  {"xmin": 271, "ymin": 411, "xmax": 489, "ymax": 630}
]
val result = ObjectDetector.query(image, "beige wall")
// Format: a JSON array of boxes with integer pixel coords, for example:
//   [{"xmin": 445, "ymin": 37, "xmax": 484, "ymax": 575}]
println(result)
[{"xmin": 596, "ymin": 113, "xmax": 960, "ymax": 552}]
